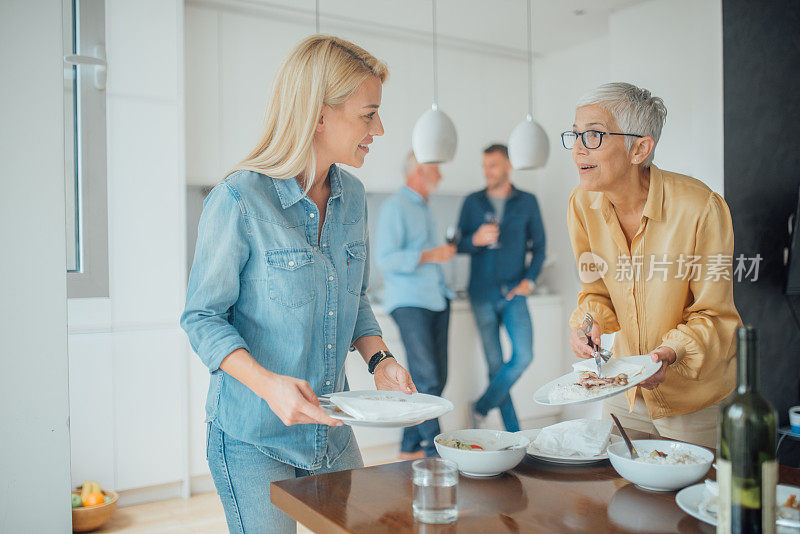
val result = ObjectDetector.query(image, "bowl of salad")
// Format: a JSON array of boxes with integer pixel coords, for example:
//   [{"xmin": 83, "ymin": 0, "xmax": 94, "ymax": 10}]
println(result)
[
  {"xmin": 607, "ymin": 439, "xmax": 713, "ymax": 491},
  {"xmin": 434, "ymin": 429, "xmax": 530, "ymax": 477}
]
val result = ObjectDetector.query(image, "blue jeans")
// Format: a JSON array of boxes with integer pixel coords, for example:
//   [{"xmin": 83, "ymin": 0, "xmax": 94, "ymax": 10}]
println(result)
[
  {"xmin": 206, "ymin": 422, "xmax": 363, "ymax": 533},
  {"xmin": 390, "ymin": 303, "xmax": 450, "ymax": 456},
  {"xmin": 470, "ymin": 296, "xmax": 533, "ymax": 432}
]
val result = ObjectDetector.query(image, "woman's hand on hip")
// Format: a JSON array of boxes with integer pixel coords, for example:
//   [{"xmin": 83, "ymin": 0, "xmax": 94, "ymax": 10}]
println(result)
[
  {"xmin": 569, "ymin": 323, "xmax": 601, "ymax": 359},
  {"xmin": 373, "ymin": 358, "xmax": 418, "ymax": 394},
  {"xmin": 259, "ymin": 373, "xmax": 343, "ymax": 427},
  {"xmin": 638, "ymin": 346, "xmax": 677, "ymax": 390}
]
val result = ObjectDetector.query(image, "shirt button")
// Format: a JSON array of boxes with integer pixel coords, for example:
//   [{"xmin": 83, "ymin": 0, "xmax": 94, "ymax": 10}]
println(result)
[
  {"xmin": 328, "ymin": 276, "xmax": 334, "ymax": 281},
  {"xmin": 327, "ymin": 344, "xmax": 332, "ymax": 349},
  {"xmin": 322, "ymin": 243, "xmax": 327, "ymax": 248},
  {"xmin": 309, "ymin": 213, "xmax": 315, "ymax": 218},
  {"xmin": 325, "ymin": 381, "xmax": 331, "ymax": 386},
  {"xmin": 288, "ymin": 261, "xmax": 295, "ymax": 267},
  {"xmin": 328, "ymin": 311, "xmax": 334, "ymax": 316}
]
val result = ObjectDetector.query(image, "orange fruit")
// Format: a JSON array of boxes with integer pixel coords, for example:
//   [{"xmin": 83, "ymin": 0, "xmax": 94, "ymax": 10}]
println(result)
[{"xmin": 83, "ymin": 491, "xmax": 105, "ymax": 507}]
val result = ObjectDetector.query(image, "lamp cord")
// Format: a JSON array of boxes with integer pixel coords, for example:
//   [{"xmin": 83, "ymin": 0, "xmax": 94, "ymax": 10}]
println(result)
[
  {"xmin": 315, "ymin": 0, "xmax": 320, "ymax": 33},
  {"xmin": 526, "ymin": 0, "xmax": 533, "ymax": 119},
  {"xmin": 432, "ymin": 0, "xmax": 438, "ymax": 107}
]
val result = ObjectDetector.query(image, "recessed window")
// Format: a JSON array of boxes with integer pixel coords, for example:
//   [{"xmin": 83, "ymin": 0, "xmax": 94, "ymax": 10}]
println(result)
[{"xmin": 63, "ymin": 0, "xmax": 109, "ymax": 298}]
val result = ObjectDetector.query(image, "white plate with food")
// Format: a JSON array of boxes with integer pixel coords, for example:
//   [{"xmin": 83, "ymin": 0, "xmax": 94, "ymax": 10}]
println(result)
[
  {"xmin": 519, "ymin": 428, "xmax": 624, "ymax": 464},
  {"xmin": 533, "ymin": 354, "xmax": 662, "ymax": 406},
  {"xmin": 320, "ymin": 390, "xmax": 453, "ymax": 428},
  {"xmin": 676, "ymin": 480, "xmax": 800, "ymax": 530}
]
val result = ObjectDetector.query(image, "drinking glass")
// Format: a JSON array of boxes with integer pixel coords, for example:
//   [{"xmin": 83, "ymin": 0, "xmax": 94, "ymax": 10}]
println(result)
[{"xmin": 412, "ymin": 458, "xmax": 458, "ymax": 524}]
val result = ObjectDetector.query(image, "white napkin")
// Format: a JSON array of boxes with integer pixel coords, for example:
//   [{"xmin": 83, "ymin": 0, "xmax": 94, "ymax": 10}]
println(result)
[
  {"xmin": 328, "ymin": 392, "xmax": 443, "ymax": 421},
  {"xmin": 572, "ymin": 358, "xmax": 643, "ymax": 378},
  {"xmin": 532, "ymin": 419, "xmax": 613, "ymax": 456}
]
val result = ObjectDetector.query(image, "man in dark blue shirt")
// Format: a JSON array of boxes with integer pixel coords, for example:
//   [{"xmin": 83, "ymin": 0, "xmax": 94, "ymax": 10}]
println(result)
[{"xmin": 457, "ymin": 144, "xmax": 546, "ymax": 432}]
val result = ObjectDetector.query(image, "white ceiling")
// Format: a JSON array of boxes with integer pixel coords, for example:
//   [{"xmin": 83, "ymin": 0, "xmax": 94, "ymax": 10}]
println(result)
[{"xmin": 210, "ymin": 0, "xmax": 647, "ymax": 56}]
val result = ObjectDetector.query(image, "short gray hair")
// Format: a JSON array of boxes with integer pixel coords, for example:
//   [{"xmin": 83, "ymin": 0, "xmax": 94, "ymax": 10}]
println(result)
[
  {"xmin": 576, "ymin": 82, "xmax": 667, "ymax": 167},
  {"xmin": 403, "ymin": 150, "xmax": 418, "ymax": 178}
]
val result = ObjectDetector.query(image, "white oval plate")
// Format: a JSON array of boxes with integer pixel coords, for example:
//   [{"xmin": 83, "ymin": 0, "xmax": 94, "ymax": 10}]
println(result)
[
  {"xmin": 533, "ymin": 354, "xmax": 662, "ymax": 406},
  {"xmin": 321, "ymin": 390, "xmax": 453, "ymax": 428},
  {"xmin": 676, "ymin": 482, "xmax": 800, "ymax": 529},
  {"xmin": 518, "ymin": 428, "xmax": 623, "ymax": 464}
]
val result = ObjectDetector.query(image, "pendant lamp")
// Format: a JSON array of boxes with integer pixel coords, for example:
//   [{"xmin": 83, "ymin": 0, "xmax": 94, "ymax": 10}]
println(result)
[
  {"xmin": 508, "ymin": 0, "xmax": 549, "ymax": 170},
  {"xmin": 411, "ymin": 0, "xmax": 457, "ymax": 164}
]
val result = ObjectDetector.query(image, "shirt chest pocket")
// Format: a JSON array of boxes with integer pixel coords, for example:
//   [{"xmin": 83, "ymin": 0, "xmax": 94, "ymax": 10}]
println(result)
[
  {"xmin": 345, "ymin": 241, "xmax": 367, "ymax": 295},
  {"xmin": 265, "ymin": 248, "xmax": 315, "ymax": 308}
]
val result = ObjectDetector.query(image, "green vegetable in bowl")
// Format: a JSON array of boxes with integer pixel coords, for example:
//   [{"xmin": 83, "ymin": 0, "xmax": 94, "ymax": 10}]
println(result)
[
  {"xmin": 71, "ymin": 493, "xmax": 83, "ymax": 508},
  {"xmin": 438, "ymin": 437, "xmax": 485, "ymax": 450}
]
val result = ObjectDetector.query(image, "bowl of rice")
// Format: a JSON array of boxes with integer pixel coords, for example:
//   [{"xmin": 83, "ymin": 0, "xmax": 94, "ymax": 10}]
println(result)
[
  {"xmin": 434, "ymin": 429, "xmax": 531, "ymax": 477},
  {"xmin": 607, "ymin": 439, "xmax": 713, "ymax": 491}
]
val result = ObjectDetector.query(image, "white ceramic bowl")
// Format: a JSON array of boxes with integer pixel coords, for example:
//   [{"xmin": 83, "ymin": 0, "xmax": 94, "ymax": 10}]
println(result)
[
  {"xmin": 607, "ymin": 439, "xmax": 713, "ymax": 492},
  {"xmin": 434, "ymin": 429, "xmax": 530, "ymax": 477}
]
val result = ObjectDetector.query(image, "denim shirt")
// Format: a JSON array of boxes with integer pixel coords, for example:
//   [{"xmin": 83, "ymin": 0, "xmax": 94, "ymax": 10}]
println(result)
[
  {"xmin": 180, "ymin": 165, "xmax": 381, "ymax": 470},
  {"xmin": 457, "ymin": 186, "xmax": 546, "ymax": 302},
  {"xmin": 374, "ymin": 186, "xmax": 453, "ymax": 314}
]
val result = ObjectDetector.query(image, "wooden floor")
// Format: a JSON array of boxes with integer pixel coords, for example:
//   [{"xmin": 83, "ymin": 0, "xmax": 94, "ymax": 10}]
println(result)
[
  {"xmin": 96, "ymin": 446, "xmax": 407, "ymax": 533},
  {"xmin": 95, "ymin": 492, "xmax": 233, "ymax": 534},
  {"xmin": 95, "ymin": 491, "xmax": 316, "ymax": 533}
]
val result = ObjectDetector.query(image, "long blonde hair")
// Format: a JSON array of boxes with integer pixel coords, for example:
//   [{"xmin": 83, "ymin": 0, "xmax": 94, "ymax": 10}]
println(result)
[{"xmin": 229, "ymin": 34, "xmax": 388, "ymax": 190}]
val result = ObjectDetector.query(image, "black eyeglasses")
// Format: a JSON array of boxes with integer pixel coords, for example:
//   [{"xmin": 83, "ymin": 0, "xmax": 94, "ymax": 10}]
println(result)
[{"xmin": 561, "ymin": 130, "xmax": 643, "ymax": 150}]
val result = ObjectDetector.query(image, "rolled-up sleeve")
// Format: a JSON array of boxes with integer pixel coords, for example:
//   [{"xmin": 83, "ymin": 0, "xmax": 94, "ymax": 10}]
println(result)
[
  {"xmin": 660, "ymin": 193, "xmax": 741, "ymax": 378},
  {"xmin": 567, "ymin": 190, "xmax": 621, "ymax": 334},
  {"xmin": 351, "ymin": 206, "xmax": 382, "ymax": 346},
  {"xmin": 180, "ymin": 184, "xmax": 250, "ymax": 373}
]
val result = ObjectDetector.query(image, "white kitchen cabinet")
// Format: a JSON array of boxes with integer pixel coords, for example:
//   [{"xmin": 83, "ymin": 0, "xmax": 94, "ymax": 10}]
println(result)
[
  {"xmin": 188, "ymin": 351, "xmax": 212, "ymax": 478},
  {"xmin": 113, "ymin": 330, "xmax": 185, "ymax": 491},
  {"xmin": 68, "ymin": 329, "xmax": 187, "ymax": 493},
  {"xmin": 185, "ymin": 6, "xmax": 222, "ymax": 185},
  {"xmin": 68, "ymin": 333, "xmax": 116, "ymax": 490}
]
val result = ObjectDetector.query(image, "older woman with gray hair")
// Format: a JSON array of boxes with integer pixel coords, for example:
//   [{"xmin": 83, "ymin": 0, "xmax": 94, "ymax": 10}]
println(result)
[{"xmin": 564, "ymin": 82, "xmax": 741, "ymax": 448}]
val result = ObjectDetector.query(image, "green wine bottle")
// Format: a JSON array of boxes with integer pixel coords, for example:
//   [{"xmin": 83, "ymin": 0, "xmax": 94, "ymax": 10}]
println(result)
[{"xmin": 717, "ymin": 325, "xmax": 777, "ymax": 534}]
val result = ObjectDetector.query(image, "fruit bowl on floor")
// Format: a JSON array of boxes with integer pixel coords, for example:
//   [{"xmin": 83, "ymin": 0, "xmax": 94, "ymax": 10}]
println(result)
[{"xmin": 72, "ymin": 489, "xmax": 118, "ymax": 532}]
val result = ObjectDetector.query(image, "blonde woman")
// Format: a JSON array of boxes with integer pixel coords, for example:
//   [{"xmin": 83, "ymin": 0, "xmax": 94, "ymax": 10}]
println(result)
[
  {"xmin": 181, "ymin": 35, "xmax": 416, "ymax": 533},
  {"xmin": 564, "ymin": 83, "xmax": 741, "ymax": 448}
]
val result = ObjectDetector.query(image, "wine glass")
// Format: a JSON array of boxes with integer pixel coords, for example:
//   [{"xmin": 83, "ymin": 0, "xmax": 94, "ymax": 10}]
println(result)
[
  {"xmin": 445, "ymin": 226, "xmax": 460, "ymax": 245},
  {"xmin": 483, "ymin": 212, "xmax": 501, "ymax": 249}
]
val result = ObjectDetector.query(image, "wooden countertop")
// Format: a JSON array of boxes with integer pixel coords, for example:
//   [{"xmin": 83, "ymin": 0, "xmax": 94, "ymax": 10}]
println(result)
[{"xmin": 272, "ymin": 429, "xmax": 800, "ymax": 534}]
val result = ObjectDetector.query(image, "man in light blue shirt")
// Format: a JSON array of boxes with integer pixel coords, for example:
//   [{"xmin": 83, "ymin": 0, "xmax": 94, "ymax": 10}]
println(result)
[{"xmin": 375, "ymin": 151, "xmax": 455, "ymax": 458}]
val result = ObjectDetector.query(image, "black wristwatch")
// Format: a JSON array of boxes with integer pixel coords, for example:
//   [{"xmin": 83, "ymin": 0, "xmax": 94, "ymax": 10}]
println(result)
[{"xmin": 368, "ymin": 350, "xmax": 395, "ymax": 374}]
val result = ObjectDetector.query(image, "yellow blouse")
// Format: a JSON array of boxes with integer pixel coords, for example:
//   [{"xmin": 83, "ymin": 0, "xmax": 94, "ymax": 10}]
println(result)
[{"xmin": 567, "ymin": 165, "xmax": 741, "ymax": 419}]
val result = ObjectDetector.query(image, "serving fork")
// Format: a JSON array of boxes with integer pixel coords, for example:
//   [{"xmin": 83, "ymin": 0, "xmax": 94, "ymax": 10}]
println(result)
[{"xmin": 580, "ymin": 313, "xmax": 613, "ymax": 377}]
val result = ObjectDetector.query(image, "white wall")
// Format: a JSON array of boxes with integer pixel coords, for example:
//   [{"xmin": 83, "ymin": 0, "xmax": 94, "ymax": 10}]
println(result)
[
  {"xmin": 609, "ymin": 0, "xmax": 724, "ymax": 193},
  {"xmin": 0, "ymin": 1, "xmax": 73, "ymax": 531},
  {"xmin": 67, "ymin": 0, "xmax": 188, "ymax": 500}
]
